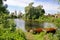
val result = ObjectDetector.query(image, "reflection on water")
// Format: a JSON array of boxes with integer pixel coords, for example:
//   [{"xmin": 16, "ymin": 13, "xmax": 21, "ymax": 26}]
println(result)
[
  {"xmin": 43, "ymin": 22, "xmax": 56, "ymax": 28},
  {"xmin": 14, "ymin": 19, "xmax": 26, "ymax": 31},
  {"xmin": 14, "ymin": 19, "xmax": 56, "ymax": 31},
  {"xmin": 25, "ymin": 21, "xmax": 40, "ymax": 28},
  {"xmin": 25, "ymin": 21, "xmax": 56, "ymax": 30}
]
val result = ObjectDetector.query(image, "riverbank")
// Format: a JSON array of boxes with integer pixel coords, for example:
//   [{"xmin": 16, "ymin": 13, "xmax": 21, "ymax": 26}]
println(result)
[{"xmin": 25, "ymin": 31, "xmax": 59, "ymax": 40}]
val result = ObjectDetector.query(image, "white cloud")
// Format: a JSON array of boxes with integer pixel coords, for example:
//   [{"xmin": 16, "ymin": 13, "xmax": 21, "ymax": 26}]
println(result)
[
  {"xmin": 4, "ymin": 0, "xmax": 60, "ymax": 14},
  {"xmin": 33, "ymin": 2, "xmax": 60, "ymax": 13},
  {"xmin": 4, "ymin": 0, "xmax": 34, "ymax": 7}
]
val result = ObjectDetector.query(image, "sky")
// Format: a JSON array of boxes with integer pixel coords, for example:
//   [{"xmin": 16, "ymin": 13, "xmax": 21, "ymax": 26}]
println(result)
[{"xmin": 4, "ymin": 0, "xmax": 60, "ymax": 14}]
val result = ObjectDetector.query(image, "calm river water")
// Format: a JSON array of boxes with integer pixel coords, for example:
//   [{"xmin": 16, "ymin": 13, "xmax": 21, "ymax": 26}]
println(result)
[
  {"xmin": 14, "ymin": 19, "xmax": 56, "ymax": 31},
  {"xmin": 14, "ymin": 19, "xmax": 26, "ymax": 31}
]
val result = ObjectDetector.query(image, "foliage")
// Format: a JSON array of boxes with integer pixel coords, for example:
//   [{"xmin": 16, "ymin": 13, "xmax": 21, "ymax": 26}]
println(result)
[
  {"xmin": 0, "ymin": 27, "xmax": 26, "ymax": 40},
  {"xmin": 0, "ymin": 1, "xmax": 26, "ymax": 40},
  {"xmin": 0, "ymin": 13, "xmax": 26, "ymax": 40},
  {"xmin": 56, "ymin": 29, "xmax": 60, "ymax": 40},
  {"xmin": 33, "ymin": 32, "xmax": 46, "ymax": 40},
  {"xmin": 0, "ymin": 0, "xmax": 9, "ymax": 13},
  {"xmin": 53, "ymin": 18, "xmax": 60, "ymax": 28},
  {"xmin": 25, "ymin": 2, "xmax": 45, "ymax": 20},
  {"xmin": 38, "ymin": 15, "xmax": 60, "ymax": 28},
  {"xmin": 33, "ymin": 32, "xmax": 59, "ymax": 40},
  {"xmin": 8, "ymin": 13, "xmax": 22, "ymax": 19},
  {"xmin": 46, "ymin": 33, "xmax": 59, "ymax": 40}
]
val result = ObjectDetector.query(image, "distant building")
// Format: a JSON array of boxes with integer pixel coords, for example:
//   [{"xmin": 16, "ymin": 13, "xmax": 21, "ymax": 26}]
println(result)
[
  {"xmin": 54, "ymin": 14, "xmax": 60, "ymax": 18},
  {"xmin": 45, "ymin": 13, "xmax": 60, "ymax": 18},
  {"xmin": 44, "ymin": 14, "xmax": 55, "ymax": 17}
]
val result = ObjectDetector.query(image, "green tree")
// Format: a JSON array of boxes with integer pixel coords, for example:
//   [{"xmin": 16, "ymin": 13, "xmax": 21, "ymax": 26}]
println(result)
[
  {"xmin": 25, "ymin": 2, "xmax": 45, "ymax": 20},
  {"xmin": 0, "ymin": 0, "xmax": 9, "ymax": 13}
]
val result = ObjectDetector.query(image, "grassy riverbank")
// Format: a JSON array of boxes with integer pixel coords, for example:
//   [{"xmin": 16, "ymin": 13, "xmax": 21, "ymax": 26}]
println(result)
[
  {"xmin": 25, "ymin": 31, "xmax": 60, "ymax": 40},
  {"xmin": 24, "ymin": 16, "xmax": 60, "ymax": 40}
]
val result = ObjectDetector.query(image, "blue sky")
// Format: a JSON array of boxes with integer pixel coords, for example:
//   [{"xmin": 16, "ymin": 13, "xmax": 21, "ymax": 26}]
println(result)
[{"xmin": 4, "ymin": 0, "xmax": 60, "ymax": 14}]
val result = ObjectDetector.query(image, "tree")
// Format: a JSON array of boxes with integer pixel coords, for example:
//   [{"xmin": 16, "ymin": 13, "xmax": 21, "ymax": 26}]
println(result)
[
  {"xmin": 25, "ymin": 2, "xmax": 45, "ymax": 20},
  {"xmin": 0, "ymin": 0, "xmax": 9, "ymax": 14},
  {"xmin": 57, "ymin": 0, "xmax": 60, "ymax": 2}
]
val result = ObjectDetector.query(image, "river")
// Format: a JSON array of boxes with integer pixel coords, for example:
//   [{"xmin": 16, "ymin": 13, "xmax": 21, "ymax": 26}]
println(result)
[
  {"xmin": 14, "ymin": 19, "xmax": 26, "ymax": 31},
  {"xmin": 14, "ymin": 19, "xmax": 56, "ymax": 31}
]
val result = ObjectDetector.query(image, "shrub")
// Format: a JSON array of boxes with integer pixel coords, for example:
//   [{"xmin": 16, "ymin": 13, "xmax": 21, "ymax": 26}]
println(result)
[{"xmin": 0, "ymin": 13, "xmax": 26, "ymax": 40}]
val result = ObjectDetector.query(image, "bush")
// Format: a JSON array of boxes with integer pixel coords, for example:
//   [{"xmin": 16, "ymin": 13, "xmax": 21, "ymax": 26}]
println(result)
[
  {"xmin": 0, "ymin": 28, "xmax": 26, "ymax": 40},
  {"xmin": 33, "ymin": 32, "xmax": 59, "ymax": 40},
  {"xmin": 33, "ymin": 32, "xmax": 46, "ymax": 40},
  {"xmin": 0, "ymin": 13, "xmax": 26, "ymax": 40}
]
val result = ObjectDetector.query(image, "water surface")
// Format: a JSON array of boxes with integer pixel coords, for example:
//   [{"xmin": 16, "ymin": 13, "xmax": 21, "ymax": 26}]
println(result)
[
  {"xmin": 14, "ymin": 19, "xmax": 56, "ymax": 31},
  {"xmin": 14, "ymin": 19, "xmax": 26, "ymax": 31}
]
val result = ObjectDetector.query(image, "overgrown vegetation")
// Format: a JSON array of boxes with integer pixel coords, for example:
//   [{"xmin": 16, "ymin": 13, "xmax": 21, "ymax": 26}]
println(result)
[
  {"xmin": 0, "ymin": 13, "xmax": 27, "ymax": 40},
  {"xmin": 33, "ymin": 32, "xmax": 59, "ymax": 40},
  {"xmin": 0, "ymin": 0, "xmax": 26, "ymax": 40}
]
